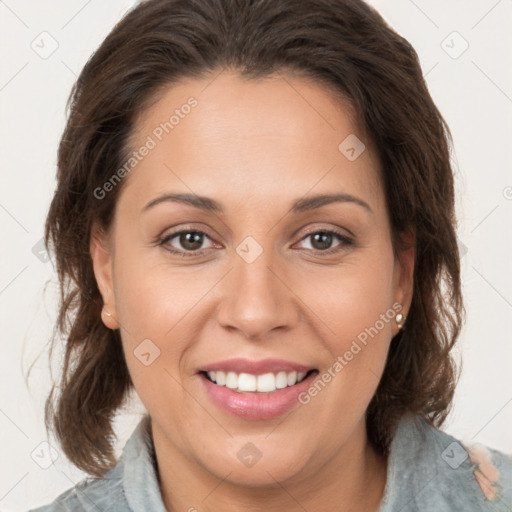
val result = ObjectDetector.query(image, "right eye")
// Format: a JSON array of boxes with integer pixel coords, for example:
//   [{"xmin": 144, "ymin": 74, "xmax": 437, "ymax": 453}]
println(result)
[{"xmin": 159, "ymin": 229, "xmax": 217, "ymax": 257}]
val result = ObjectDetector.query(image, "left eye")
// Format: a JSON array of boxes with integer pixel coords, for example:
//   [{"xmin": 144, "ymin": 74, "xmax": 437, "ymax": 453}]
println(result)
[{"xmin": 297, "ymin": 230, "xmax": 350, "ymax": 252}]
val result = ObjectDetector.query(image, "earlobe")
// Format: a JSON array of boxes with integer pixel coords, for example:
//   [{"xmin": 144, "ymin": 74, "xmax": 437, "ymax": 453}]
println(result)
[
  {"xmin": 100, "ymin": 306, "xmax": 119, "ymax": 330},
  {"xmin": 90, "ymin": 225, "xmax": 119, "ymax": 330}
]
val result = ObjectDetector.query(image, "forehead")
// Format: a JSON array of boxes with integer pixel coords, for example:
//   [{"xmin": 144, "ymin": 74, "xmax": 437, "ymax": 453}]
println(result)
[{"xmin": 123, "ymin": 70, "xmax": 383, "ymax": 212}]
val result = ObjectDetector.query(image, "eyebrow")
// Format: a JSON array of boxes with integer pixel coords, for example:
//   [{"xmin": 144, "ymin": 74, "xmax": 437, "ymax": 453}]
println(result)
[{"xmin": 142, "ymin": 192, "xmax": 373, "ymax": 215}]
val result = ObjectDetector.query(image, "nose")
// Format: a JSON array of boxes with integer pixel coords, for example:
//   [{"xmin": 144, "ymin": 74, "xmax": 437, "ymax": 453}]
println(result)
[{"xmin": 216, "ymin": 245, "xmax": 300, "ymax": 340}]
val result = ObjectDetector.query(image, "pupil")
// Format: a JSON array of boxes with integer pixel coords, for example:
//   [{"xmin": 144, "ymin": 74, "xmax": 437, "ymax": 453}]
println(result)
[
  {"xmin": 312, "ymin": 232, "xmax": 332, "ymax": 250},
  {"xmin": 181, "ymin": 232, "xmax": 203, "ymax": 250}
]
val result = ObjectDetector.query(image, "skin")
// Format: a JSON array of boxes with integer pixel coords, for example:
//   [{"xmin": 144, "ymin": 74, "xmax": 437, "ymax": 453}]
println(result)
[{"xmin": 91, "ymin": 69, "xmax": 414, "ymax": 512}]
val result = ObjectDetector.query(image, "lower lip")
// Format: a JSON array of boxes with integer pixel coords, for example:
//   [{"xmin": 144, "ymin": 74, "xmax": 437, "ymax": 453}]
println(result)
[{"xmin": 199, "ymin": 371, "xmax": 318, "ymax": 420}]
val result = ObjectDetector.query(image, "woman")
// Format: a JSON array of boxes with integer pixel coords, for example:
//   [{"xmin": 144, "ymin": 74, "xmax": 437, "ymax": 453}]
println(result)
[{"xmin": 30, "ymin": 0, "xmax": 511, "ymax": 510}]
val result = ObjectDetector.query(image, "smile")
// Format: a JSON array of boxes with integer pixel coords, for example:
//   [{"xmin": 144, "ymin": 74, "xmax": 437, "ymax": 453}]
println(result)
[{"xmin": 197, "ymin": 358, "xmax": 319, "ymax": 419}]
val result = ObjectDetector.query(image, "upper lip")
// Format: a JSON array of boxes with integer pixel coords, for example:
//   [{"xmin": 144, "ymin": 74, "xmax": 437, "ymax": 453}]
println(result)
[{"xmin": 198, "ymin": 358, "xmax": 315, "ymax": 375}]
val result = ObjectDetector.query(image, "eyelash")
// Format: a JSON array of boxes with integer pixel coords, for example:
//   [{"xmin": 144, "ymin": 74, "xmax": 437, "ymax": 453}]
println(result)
[{"xmin": 157, "ymin": 227, "xmax": 354, "ymax": 258}]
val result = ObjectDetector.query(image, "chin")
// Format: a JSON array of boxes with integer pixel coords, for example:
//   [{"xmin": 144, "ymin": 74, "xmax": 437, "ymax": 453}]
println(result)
[{"xmin": 195, "ymin": 435, "xmax": 313, "ymax": 487}]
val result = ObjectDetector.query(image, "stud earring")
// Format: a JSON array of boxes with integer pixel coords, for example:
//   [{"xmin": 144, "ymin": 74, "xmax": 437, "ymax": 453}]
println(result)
[
  {"xmin": 102, "ymin": 308, "xmax": 112, "ymax": 318},
  {"xmin": 396, "ymin": 313, "xmax": 406, "ymax": 330}
]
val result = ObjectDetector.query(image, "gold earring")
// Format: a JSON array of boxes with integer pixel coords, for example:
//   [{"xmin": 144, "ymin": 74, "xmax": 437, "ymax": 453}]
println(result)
[{"xmin": 396, "ymin": 313, "xmax": 406, "ymax": 330}]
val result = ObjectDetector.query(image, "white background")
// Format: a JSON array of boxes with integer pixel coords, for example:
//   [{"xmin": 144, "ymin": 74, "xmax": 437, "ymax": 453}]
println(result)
[{"xmin": 1, "ymin": 0, "xmax": 511, "ymax": 510}]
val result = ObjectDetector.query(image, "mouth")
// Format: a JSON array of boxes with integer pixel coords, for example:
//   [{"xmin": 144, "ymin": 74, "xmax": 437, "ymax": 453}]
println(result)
[{"xmin": 196, "ymin": 359, "xmax": 319, "ymax": 420}]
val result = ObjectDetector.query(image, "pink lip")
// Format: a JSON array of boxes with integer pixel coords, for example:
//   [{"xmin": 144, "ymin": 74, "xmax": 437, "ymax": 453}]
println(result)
[
  {"xmin": 198, "ymin": 358, "xmax": 314, "ymax": 375},
  {"xmin": 198, "ymin": 369, "xmax": 318, "ymax": 420}
]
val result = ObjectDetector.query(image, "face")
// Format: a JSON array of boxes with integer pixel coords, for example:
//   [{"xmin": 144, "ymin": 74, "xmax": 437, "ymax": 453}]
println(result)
[{"xmin": 91, "ymin": 70, "xmax": 414, "ymax": 488}]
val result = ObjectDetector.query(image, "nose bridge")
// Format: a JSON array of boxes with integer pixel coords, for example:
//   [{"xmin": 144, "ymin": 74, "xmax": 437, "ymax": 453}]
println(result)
[{"xmin": 216, "ymin": 235, "xmax": 299, "ymax": 339}]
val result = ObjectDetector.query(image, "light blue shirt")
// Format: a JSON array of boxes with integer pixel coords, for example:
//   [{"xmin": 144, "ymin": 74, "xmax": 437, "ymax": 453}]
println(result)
[{"xmin": 30, "ymin": 413, "xmax": 512, "ymax": 511}]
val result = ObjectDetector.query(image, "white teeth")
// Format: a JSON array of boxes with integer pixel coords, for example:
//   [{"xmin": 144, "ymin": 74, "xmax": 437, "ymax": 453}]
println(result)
[
  {"xmin": 215, "ymin": 370, "xmax": 226, "ymax": 386},
  {"xmin": 238, "ymin": 373, "xmax": 257, "ymax": 392},
  {"xmin": 257, "ymin": 373, "xmax": 276, "ymax": 392},
  {"xmin": 287, "ymin": 371, "xmax": 297, "ymax": 386},
  {"xmin": 206, "ymin": 369, "xmax": 309, "ymax": 393},
  {"xmin": 275, "ymin": 371, "xmax": 288, "ymax": 389},
  {"xmin": 226, "ymin": 371, "xmax": 238, "ymax": 389}
]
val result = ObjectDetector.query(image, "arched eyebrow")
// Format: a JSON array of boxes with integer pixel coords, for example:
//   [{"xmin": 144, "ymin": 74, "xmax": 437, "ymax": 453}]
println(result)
[
  {"xmin": 293, "ymin": 193, "xmax": 373, "ymax": 214},
  {"xmin": 143, "ymin": 193, "xmax": 221, "ymax": 213},
  {"xmin": 142, "ymin": 192, "xmax": 373, "ymax": 215}
]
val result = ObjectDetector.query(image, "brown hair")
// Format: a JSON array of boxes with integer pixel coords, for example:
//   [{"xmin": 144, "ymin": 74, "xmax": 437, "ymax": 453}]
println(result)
[{"xmin": 41, "ymin": 0, "xmax": 463, "ymax": 476}]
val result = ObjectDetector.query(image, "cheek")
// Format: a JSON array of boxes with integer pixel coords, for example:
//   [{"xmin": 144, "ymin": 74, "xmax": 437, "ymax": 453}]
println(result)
[
  {"xmin": 113, "ymin": 265, "xmax": 202, "ymax": 418},
  {"xmin": 292, "ymin": 261, "xmax": 397, "ymax": 426},
  {"xmin": 111, "ymin": 246, "xmax": 232, "ymax": 404},
  {"xmin": 295, "ymin": 248, "xmax": 397, "ymax": 407},
  {"xmin": 112, "ymin": 230, "xmax": 217, "ymax": 337},
  {"xmin": 300, "ymin": 249, "xmax": 396, "ymax": 346}
]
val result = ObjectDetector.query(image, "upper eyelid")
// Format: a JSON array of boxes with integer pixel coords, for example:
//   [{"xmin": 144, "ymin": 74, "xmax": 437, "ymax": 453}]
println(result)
[{"xmin": 298, "ymin": 225, "xmax": 353, "ymax": 239}]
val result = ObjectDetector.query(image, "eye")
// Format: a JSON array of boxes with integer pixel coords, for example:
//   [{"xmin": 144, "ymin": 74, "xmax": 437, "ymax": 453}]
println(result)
[
  {"xmin": 296, "ymin": 229, "xmax": 353, "ymax": 254},
  {"xmin": 159, "ymin": 229, "xmax": 216, "ymax": 256}
]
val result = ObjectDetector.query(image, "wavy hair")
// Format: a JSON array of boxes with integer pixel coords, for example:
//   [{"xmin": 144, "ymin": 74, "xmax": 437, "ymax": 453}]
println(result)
[{"xmin": 41, "ymin": 0, "xmax": 463, "ymax": 476}]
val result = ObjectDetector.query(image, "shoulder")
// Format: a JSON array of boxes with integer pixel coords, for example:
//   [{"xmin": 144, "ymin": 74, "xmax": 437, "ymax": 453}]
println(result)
[
  {"xmin": 28, "ymin": 465, "xmax": 126, "ymax": 512},
  {"xmin": 379, "ymin": 414, "xmax": 512, "ymax": 512},
  {"xmin": 28, "ymin": 415, "xmax": 161, "ymax": 512}
]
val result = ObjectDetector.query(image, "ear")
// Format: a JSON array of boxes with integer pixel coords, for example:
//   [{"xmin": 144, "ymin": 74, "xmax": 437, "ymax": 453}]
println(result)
[
  {"xmin": 90, "ymin": 223, "xmax": 119, "ymax": 330},
  {"xmin": 392, "ymin": 229, "xmax": 415, "ymax": 321}
]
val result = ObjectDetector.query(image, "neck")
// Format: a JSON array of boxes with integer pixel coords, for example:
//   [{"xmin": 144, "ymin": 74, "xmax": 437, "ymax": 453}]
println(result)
[{"xmin": 152, "ymin": 418, "xmax": 388, "ymax": 512}]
